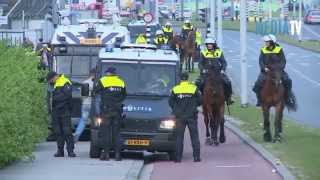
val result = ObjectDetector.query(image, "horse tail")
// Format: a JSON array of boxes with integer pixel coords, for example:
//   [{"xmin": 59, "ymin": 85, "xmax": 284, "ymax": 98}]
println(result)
[{"xmin": 285, "ymin": 92, "xmax": 297, "ymax": 112}]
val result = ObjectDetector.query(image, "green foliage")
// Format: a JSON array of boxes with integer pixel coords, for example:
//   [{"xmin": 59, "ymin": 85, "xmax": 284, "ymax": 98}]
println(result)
[{"xmin": 0, "ymin": 43, "xmax": 48, "ymax": 168}]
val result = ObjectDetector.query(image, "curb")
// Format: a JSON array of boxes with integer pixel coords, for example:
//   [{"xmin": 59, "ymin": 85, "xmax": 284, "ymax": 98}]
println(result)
[
  {"xmin": 225, "ymin": 116, "xmax": 295, "ymax": 180},
  {"xmin": 125, "ymin": 160, "xmax": 144, "ymax": 180}
]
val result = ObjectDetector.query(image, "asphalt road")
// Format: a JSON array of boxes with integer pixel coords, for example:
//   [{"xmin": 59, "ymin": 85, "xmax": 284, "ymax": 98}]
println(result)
[
  {"xmin": 148, "ymin": 114, "xmax": 282, "ymax": 180},
  {"xmin": 302, "ymin": 24, "xmax": 320, "ymax": 40}
]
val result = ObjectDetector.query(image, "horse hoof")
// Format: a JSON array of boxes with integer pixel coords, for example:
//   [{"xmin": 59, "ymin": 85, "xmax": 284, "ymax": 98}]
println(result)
[
  {"xmin": 263, "ymin": 133, "xmax": 272, "ymax": 142},
  {"xmin": 219, "ymin": 136, "xmax": 226, "ymax": 144},
  {"xmin": 214, "ymin": 141, "xmax": 219, "ymax": 146},
  {"xmin": 205, "ymin": 138, "xmax": 211, "ymax": 145}
]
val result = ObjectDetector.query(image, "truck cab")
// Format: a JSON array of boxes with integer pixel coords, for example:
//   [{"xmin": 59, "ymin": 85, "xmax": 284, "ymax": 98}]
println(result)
[{"xmin": 90, "ymin": 43, "xmax": 180, "ymax": 160}]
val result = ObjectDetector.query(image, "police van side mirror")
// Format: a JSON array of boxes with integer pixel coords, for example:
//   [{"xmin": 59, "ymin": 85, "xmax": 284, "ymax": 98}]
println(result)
[{"xmin": 81, "ymin": 83, "xmax": 90, "ymax": 97}]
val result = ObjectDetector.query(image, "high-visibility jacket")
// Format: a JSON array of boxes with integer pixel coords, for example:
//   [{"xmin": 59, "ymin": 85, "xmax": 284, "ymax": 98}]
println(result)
[
  {"xmin": 259, "ymin": 45, "xmax": 286, "ymax": 72},
  {"xmin": 199, "ymin": 48, "xmax": 227, "ymax": 71},
  {"xmin": 136, "ymin": 35, "xmax": 147, "ymax": 44},
  {"xmin": 52, "ymin": 74, "xmax": 72, "ymax": 112}
]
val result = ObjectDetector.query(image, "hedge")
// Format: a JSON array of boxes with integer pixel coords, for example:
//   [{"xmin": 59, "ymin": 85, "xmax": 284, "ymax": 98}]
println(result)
[{"xmin": 0, "ymin": 43, "xmax": 48, "ymax": 168}]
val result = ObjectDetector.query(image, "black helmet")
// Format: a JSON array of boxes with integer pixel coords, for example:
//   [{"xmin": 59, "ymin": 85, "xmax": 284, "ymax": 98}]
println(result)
[
  {"xmin": 46, "ymin": 71, "xmax": 58, "ymax": 81},
  {"xmin": 180, "ymin": 72, "xmax": 189, "ymax": 81}
]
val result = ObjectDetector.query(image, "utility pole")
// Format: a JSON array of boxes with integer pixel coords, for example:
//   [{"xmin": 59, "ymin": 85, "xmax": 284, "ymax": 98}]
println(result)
[
  {"xmin": 298, "ymin": 0, "xmax": 303, "ymax": 41},
  {"xmin": 217, "ymin": 0, "xmax": 223, "ymax": 48},
  {"xmin": 196, "ymin": 0, "xmax": 199, "ymax": 20},
  {"xmin": 293, "ymin": 1, "xmax": 296, "ymax": 19},
  {"xmin": 155, "ymin": 0, "xmax": 159, "ymax": 24},
  {"xmin": 210, "ymin": 0, "xmax": 216, "ymax": 37},
  {"xmin": 240, "ymin": 0, "xmax": 248, "ymax": 107},
  {"xmin": 269, "ymin": 0, "xmax": 272, "ymax": 20},
  {"xmin": 181, "ymin": 0, "xmax": 184, "ymax": 21}
]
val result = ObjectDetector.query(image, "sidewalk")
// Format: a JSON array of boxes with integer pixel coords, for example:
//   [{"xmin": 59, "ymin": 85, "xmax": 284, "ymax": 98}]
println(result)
[{"xmin": 0, "ymin": 142, "xmax": 143, "ymax": 180}]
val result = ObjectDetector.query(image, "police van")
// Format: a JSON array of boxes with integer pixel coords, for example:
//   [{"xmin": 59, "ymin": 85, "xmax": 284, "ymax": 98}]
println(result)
[
  {"xmin": 48, "ymin": 20, "xmax": 130, "ymax": 138},
  {"xmin": 127, "ymin": 20, "xmax": 161, "ymax": 43},
  {"xmin": 88, "ymin": 43, "xmax": 180, "ymax": 160}
]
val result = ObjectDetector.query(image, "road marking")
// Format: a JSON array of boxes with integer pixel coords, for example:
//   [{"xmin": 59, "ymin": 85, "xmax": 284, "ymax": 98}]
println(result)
[
  {"xmin": 304, "ymin": 25, "xmax": 320, "ymax": 39},
  {"xmin": 216, "ymin": 164, "xmax": 252, "ymax": 168},
  {"xmin": 289, "ymin": 65, "xmax": 320, "ymax": 87}
]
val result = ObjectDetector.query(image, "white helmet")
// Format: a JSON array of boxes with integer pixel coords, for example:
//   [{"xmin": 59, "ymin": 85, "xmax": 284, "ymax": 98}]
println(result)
[
  {"xmin": 156, "ymin": 30, "xmax": 164, "ymax": 35},
  {"xmin": 263, "ymin": 34, "xmax": 277, "ymax": 43},
  {"xmin": 165, "ymin": 22, "xmax": 172, "ymax": 26},
  {"xmin": 205, "ymin": 37, "xmax": 216, "ymax": 44},
  {"xmin": 184, "ymin": 19, "xmax": 190, "ymax": 24}
]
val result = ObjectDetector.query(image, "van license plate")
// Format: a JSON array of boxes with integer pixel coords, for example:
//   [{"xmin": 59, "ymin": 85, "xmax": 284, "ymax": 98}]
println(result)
[{"xmin": 126, "ymin": 139, "xmax": 150, "ymax": 146}]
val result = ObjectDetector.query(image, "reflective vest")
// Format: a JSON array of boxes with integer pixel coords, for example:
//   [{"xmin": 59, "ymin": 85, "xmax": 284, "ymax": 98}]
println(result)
[
  {"xmin": 195, "ymin": 31, "xmax": 202, "ymax": 45},
  {"xmin": 201, "ymin": 49, "xmax": 222, "ymax": 59},
  {"xmin": 154, "ymin": 36, "xmax": 168, "ymax": 45},
  {"xmin": 172, "ymin": 81, "xmax": 197, "ymax": 95},
  {"xmin": 261, "ymin": 46, "xmax": 282, "ymax": 54},
  {"xmin": 100, "ymin": 75, "xmax": 125, "ymax": 89},
  {"xmin": 162, "ymin": 27, "xmax": 173, "ymax": 33},
  {"xmin": 182, "ymin": 24, "xmax": 193, "ymax": 30},
  {"xmin": 54, "ymin": 74, "xmax": 72, "ymax": 89},
  {"xmin": 136, "ymin": 35, "xmax": 147, "ymax": 44}
]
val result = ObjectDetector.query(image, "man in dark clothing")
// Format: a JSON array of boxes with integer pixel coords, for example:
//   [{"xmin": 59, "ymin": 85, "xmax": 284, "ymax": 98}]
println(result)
[
  {"xmin": 95, "ymin": 67, "xmax": 126, "ymax": 161},
  {"xmin": 196, "ymin": 37, "xmax": 234, "ymax": 105},
  {"xmin": 253, "ymin": 34, "xmax": 294, "ymax": 106},
  {"xmin": 169, "ymin": 72, "xmax": 202, "ymax": 163},
  {"xmin": 47, "ymin": 71, "xmax": 76, "ymax": 157},
  {"xmin": 35, "ymin": 38, "xmax": 43, "ymax": 53}
]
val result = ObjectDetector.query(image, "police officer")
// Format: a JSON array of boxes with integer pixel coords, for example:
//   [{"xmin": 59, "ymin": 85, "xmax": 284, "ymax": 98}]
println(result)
[
  {"xmin": 162, "ymin": 22, "xmax": 174, "ymax": 42},
  {"xmin": 197, "ymin": 37, "xmax": 234, "ymax": 105},
  {"xmin": 181, "ymin": 19, "xmax": 193, "ymax": 40},
  {"xmin": 95, "ymin": 67, "xmax": 126, "ymax": 161},
  {"xmin": 195, "ymin": 28, "xmax": 202, "ymax": 50},
  {"xmin": 253, "ymin": 34, "xmax": 294, "ymax": 106},
  {"xmin": 169, "ymin": 72, "xmax": 202, "ymax": 163},
  {"xmin": 47, "ymin": 71, "xmax": 76, "ymax": 157},
  {"xmin": 135, "ymin": 33, "xmax": 147, "ymax": 44},
  {"xmin": 154, "ymin": 30, "xmax": 168, "ymax": 49}
]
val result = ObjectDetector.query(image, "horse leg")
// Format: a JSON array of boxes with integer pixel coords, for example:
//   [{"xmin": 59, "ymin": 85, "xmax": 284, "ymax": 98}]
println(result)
[
  {"xmin": 262, "ymin": 105, "xmax": 272, "ymax": 142},
  {"xmin": 211, "ymin": 113, "xmax": 219, "ymax": 146},
  {"xmin": 274, "ymin": 104, "xmax": 284, "ymax": 143},
  {"xmin": 203, "ymin": 110, "xmax": 211, "ymax": 145},
  {"xmin": 219, "ymin": 115, "xmax": 226, "ymax": 144},
  {"xmin": 208, "ymin": 113, "xmax": 214, "ymax": 145},
  {"xmin": 191, "ymin": 53, "xmax": 195, "ymax": 72}
]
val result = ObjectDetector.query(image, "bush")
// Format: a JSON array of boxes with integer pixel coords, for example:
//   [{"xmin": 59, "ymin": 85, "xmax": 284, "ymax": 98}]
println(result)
[{"xmin": 0, "ymin": 43, "xmax": 48, "ymax": 168}]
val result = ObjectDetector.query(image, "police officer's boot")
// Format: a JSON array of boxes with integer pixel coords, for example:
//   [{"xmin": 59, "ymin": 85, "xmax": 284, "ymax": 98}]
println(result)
[
  {"xmin": 115, "ymin": 152, "xmax": 122, "ymax": 161},
  {"xmin": 225, "ymin": 81, "xmax": 234, "ymax": 105},
  {"xmin": 194, "ymin": 156, "xmax": 201, "ymax": 162},
  {"xmin": 54, "ymin": 149, "xmax": 64, "ymax": 157},
  {"xmin": 100, "ymin": 151, "xmax": 110, "ymax": 161},
  {"xmin": 68, "ymin": 151, "xmax": 76, "ymax": 158},
  {"xmin": 253, "ymin": 85, "xmax": 261, "ymax": 106}
]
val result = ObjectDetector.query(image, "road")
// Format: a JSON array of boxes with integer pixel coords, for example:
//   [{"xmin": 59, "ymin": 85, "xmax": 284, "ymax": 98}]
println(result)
[
  {"xmin": 222, "ymin": 30, "xmax": 320, "ymax": 127},
  {"xmin": 147, "ymin": 114, "xmax": 282, "ymax": 180},
  {"xmin": 302, "ymin": 24, "xmax": 320, "ymax": 40}
]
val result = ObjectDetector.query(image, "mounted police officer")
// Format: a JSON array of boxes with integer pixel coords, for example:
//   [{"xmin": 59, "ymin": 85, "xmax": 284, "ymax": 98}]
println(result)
[
  {"xmin": 162, "ymin": 22, "xmax": 174, "ymax": 42},
  {"xmin": 197, "ymin": 37, "xmax": 234, "ymax": 105},
  {"xmin": 154, "ymin": 30, "xmax": 168, "ymax": 49},
  {"xmin": 47, "ymin": 71, "xmax": 76, "ymax": 158},
  {"xmin": 95, "ymin": 67, "xmax": 126, "ymax": 161},
  {"xmin": 181, "ymin": 19, "xmax": 193, "ymax": 40},
  {"xmin": 169, "ymin": 72, "xmax": 202, "ymax": 163},
  {"xmin": 135, "ymin": 33, "xmax": 147, "ymax": 44},
  {"xmin": 253, "ymin": 34, "xmax": 294, "ymax": 106}
]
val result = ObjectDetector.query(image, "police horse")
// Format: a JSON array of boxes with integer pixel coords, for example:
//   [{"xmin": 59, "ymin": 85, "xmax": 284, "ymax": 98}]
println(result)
[{"xmin": 202, "ymin": 66, "xmax": 226, "ymax": 146}]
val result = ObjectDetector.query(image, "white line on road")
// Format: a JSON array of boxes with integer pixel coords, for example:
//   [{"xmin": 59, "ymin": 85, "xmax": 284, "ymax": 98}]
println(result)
[
  {"xmin": 289, "ymin": 65, "xmax": 320, "ymax": 87},
  {"xmin": 216, "ymin": 164, "xmax": 252, "ymax": 168},
  {"xmin": 304, "ymin": 25, "xmax": 320, "ymax": 39}
]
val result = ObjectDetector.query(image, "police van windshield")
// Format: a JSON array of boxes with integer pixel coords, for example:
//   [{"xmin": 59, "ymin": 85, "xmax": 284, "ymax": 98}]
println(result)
[{"xmin": 101, "ymin": 63, "xmax": 176, "ymax": 96}]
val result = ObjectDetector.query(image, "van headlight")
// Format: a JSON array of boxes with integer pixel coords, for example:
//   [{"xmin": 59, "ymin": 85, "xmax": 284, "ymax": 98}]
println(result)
[
  {"xmin": 95, "ymin": 117, "xmax": 102, "ymax": 127},
  {"xmin": 160, "ymin": 119, "xmax": 176, "ymax": 130}
]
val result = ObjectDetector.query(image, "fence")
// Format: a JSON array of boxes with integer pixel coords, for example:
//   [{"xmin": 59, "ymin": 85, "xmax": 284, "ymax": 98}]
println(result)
[
  {"xmin": 0, "ymin": 29, "xmax": 43, "ymax": 47},
  {"xmin": 255, "ymin": 20, "xmax": 290, "ymax": 36}
]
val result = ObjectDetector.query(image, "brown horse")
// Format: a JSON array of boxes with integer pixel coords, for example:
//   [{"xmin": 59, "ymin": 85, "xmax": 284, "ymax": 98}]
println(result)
[
  {"xmin": 182, "ymin": 30, "xmax": 197, "ymax": 72},
  {"xmin": 203, "ymin": 67, "xmax": 226, "ymax": 146},
  {"xmin": 171, "ymin": 34, "xmax": 185, "ymax": 71},
  {"xmin": 260, "ymin": 63, "xmax": 297, "ymax": 143}
]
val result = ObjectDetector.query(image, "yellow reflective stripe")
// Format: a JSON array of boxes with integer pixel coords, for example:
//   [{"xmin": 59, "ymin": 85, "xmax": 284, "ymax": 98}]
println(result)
[
  {"xmin": 196, "ymin": 31, "xmax": 202, "ymax": 45},
  {"xmin": 163, "ymin": 27, "xmax": 173, "ymax": 33},
  {"xmin": 154, "ymin": 37, "xmax": 168, "ymax": 44},
  {"xmin": 261, "ymin": 46, "xmax": 282, "ymax": 54},
  {"xmin": 182, "ymin": 25, "xmax": 193, "ymax": 30},
  {"xmin": 172, "ymin": 81, "xmax": 197, "ymax": 94},
  {"xmin": 100, "ymin": 76, "xmax": 125, "ymax": 88},
  {"xmin": 201, "ymin": 49, "xmax": 222, "ymax": 58},
  {"xmin": 54, "ymin": 75, "xmax": 72, "ymax": 89}
]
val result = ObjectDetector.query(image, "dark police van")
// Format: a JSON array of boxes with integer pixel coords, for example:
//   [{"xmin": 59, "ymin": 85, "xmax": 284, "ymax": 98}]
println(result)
[{"xmin": 88, "ymin": 43, "xmax": 180, "ymax": 160}]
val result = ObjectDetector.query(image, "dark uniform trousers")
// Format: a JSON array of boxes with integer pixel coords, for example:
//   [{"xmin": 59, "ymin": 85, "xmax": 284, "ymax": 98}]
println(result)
[
  {"xmin": 52, "ymin": 110, "xmax": 74, "ymax": 153},
  {"xmin": 99, "ymin": 110, "xmax": 122, "ymax": 154},
  {"xmin": 253, "ymin": 71, "xmax": 292, "ymax": 94},
  {"xmin": 175, "ymin": 117, "xmax": 200, "ymax": 161}
]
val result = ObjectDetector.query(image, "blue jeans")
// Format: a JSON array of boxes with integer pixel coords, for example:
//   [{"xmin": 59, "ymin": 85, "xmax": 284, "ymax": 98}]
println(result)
[{"xmin": 75, "ymin": 104, "xmax": 91, "ymax": 137}]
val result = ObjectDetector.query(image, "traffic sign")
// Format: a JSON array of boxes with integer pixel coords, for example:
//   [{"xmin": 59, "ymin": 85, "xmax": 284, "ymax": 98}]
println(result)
[{"xmin": 143, "ymin": 13, "xmax": 153, "ymax": 24}]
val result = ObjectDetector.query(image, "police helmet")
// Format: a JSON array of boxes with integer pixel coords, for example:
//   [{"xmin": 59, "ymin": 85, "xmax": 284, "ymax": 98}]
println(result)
[
  {"xmin": 184, "ymin": 19, "xmax": 191, "ymax": 24},
  {"xmin": 180, "ymin": 72, "xmax": 189, "ymax": 81},
  {"xmin": 156, "ymin": 30, "xmax": 164, "ymax": 36},
  {"xmin": 165, "ymin": 22, "xmax": 172, "ymax": 26},
  {"xmin": 263, "ymin": 34, "xmax": 277, "ymax": 43},
  {"xmin": 205, "ymin": 37, "xmax": 216, "ymax": 44}
]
